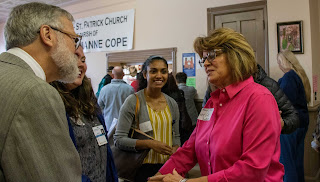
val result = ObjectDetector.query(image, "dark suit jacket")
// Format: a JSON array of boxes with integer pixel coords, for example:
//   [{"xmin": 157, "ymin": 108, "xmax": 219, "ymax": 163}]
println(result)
[
  {"xmin": 178, "ymin": 83, "xmax": 198, "ymax": 126},
  {"xmin": 0, "ymin": 52, "xmax": 82, "ymax": 181}
]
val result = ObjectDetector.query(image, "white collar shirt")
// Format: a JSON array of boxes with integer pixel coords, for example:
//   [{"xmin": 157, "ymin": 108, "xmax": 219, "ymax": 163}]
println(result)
[{"xmin": 7, "ymin": 47, "xmax": 46, "ymax": 81}]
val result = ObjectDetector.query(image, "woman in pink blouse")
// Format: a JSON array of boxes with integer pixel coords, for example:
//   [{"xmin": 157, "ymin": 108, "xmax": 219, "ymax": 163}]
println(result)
[{"xmin": 149, "ymin": 28, "xmax": 284, "ymax": 182}]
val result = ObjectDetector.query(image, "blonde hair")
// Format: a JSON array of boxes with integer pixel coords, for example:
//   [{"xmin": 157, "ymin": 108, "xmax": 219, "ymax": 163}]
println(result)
[
  {"xmin": 194, "ymin": 28, "xmax": 257, "ymax": 83},
  {"xmin": 277, "ymin": 50, "xmax": 311, "ymax": 102}
]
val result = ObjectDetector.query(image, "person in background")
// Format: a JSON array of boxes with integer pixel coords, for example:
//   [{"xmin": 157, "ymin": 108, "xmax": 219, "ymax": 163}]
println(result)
[
  {"xmin": 51, "ymin": 46, "xmax": 118, "ymax": 182},
  {"xmin": 0, "ymin": 2, "xmax": 82, "ymax": 181},
  {"xmin": 175, "ymin": 72, "xmax": 199, "ymax": 128},
  {"xmin": 311, "ymin": 107, "xmax": 320, "ymax": 152},
  {"xmin": 254, "ymin": 64, "xmax": 300, "ymax": 134},
  {"xmin": 162, "ymin": 73, "xmax": 193, "ymax": 145},
  {"xmin": 98, "ymin": 66, "xmax": 134, "ymax": 131},
  {"xmin": 123, "ymin": 65, "xmax": 138, "ymax": 85},
  {"xmin": 202, "ymin": 63, "xmax": 300, "ymax": 134},
  {"xmin": 202, "ymin": 82, "xmax": 217, "ymax": 107},
  {"xmin": 114, "ymin": 55, "xmax": 180, "ymax": 181},
  {"xmin": 96, "ymin": 66, "xmax": 114, "ymax": 98},
  {"xmin": 277, "ymin": 50, "xmax": 311, "ymax": 182},
  {"xmin": 131, "ymin": 72, "xmax": 142, "ymax": 92},
  {"xmin": 149, "ymin": 28, "xmax": 284, "ymax": 182}
]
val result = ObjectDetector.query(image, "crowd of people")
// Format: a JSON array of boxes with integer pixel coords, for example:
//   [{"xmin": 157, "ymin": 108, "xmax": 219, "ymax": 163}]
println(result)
[{"xmin": 0, "ymin": 2, "xmax": 312, "ymax": 182}]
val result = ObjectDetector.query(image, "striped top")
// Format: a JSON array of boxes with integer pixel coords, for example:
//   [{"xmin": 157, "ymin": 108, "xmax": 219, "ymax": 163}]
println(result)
[{"xmin": 143, "ymin": 104, "xmax": 172, "ymax": 164}]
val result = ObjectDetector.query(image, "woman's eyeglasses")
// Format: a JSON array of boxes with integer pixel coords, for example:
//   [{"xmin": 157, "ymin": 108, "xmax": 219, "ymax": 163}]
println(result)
[{"xmin": 199, "ymin": 48, "xmax": 224, "ymax": 67}]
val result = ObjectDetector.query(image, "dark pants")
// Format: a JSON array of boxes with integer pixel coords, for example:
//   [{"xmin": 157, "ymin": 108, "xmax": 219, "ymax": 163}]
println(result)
[
  {"xmin": 131, "ymin": 163, "xmax": 163, "ymax": 182},
  {"xmin": 280, "ymin": 126, "xmax": 308, "ymax": 182}
]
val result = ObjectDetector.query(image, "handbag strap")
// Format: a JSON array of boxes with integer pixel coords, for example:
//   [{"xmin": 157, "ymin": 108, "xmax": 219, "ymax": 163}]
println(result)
[
  {"xmin": 134, "ymin": 93, "xmax": 140, "ymax": 129},
  {"xmin": 131, "ymin": 93, "xmax": 154, "ymax": 140}
]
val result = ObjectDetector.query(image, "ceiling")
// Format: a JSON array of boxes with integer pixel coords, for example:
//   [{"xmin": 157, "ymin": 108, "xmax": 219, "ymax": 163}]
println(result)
[{"xmin": 0, "ymin": 0, "xmax": 85, "ymax": 24}]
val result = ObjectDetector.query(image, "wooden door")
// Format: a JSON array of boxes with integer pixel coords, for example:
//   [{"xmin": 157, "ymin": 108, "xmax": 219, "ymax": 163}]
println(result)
[{"xmin": 214, "ymin": 10, "xmax": 265, "ymax": 71}]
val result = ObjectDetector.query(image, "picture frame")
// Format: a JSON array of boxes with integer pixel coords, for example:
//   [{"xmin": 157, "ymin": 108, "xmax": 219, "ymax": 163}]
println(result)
[
  {"xmin": 182, "ymin": 53, "xmax": 196, "ymax": 77},
  {"xmin": 277, "ymin": 21, "xmax": 303, "ymax": 54}
]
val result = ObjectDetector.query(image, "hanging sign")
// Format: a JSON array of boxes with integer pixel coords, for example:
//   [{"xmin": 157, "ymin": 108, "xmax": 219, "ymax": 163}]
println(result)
[{"xmin": 74, "ymin": 9, "xmax": 135, "ymax": 53}]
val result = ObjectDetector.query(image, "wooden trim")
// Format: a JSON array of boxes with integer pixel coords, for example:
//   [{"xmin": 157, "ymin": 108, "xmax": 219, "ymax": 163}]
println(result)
[
  {"xmin": 207, "ymin": 1, "xmax": 266, "ymax": 16},
  {"xmin": 106, "ymin": 47, "xmax": 176, "ymax": 63},
  {"xmin": 308, "ymin": 103, "xmax": 320, "ymax": 112},
  {"xmin": 106, "ymin": 47, "xmax": 177, "ymax": 74},
  {"xmin": 172, "ymin": 49, "xmax": 177, "ymax": 75},
  {"xmin": 263, "ymin": 3, "xmax": 269, "ymax": 75}
]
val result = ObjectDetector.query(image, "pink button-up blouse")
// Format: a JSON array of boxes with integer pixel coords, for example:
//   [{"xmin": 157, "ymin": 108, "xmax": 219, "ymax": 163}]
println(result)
[{"xmin": 159, "ymin": 77, "xmax": 284, "ymax": 182}]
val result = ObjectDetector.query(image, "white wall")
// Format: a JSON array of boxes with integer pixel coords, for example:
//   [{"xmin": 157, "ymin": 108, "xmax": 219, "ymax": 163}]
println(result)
[{"xmin": 268, "ymin": 0, "xmax": 315, "ymax": 106}]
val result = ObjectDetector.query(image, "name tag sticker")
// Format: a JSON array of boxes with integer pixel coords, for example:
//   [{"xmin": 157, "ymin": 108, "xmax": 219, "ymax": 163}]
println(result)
[
  {"xmin": 139, "ymin": 121, "xmax": 153, "ymax": 133},
  {"xmin": 198, "ymin": 108, "xmax": 214, "ymax": 121},
  {"xmin": 92, "ymin": 125, "xmax": 108, "ymax": 146}
]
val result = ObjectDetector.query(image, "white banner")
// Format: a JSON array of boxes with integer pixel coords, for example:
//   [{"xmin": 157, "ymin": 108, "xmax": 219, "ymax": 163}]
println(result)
[{"xmin": 74, "ymin": 9, "xmax": 134, "ymax": 53}]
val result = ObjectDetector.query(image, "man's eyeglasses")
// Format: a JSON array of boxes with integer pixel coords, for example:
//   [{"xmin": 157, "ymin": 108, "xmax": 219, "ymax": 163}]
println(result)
[
  {"xmin": 199, "ymin": 48, "xmax": 224, "ymax": 67},
  {"xmin": 49, "ymin": 26, "xmax": 82, "ymax": 49}
]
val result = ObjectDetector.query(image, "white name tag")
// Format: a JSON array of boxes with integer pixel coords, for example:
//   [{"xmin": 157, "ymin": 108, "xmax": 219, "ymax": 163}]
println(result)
[
  {"xmin": 139, "ymin": 121, "xmax": 153, "ymax": 133},
  {"xmin": 92, "ymin": 125, "xmax": 108, "ymax": 146},
  {"xmin": 198, "ymin": 108, "xmax": 214, "ymax": 121}
]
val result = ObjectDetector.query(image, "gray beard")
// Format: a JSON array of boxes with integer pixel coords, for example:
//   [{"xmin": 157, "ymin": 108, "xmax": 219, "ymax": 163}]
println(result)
[{"xmin": 51, "ymin": 37, "xmax": 79, "ymax": 83}]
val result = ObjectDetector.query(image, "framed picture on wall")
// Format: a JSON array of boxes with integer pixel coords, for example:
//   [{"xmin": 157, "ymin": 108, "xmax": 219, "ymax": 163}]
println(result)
[
  {"xmin": 182, "ymin": 53, "xmax": 196, "ymax": 77},
  {"xmin": 277, "ymin": 21, "xmax": 303, "ymax": 54}
]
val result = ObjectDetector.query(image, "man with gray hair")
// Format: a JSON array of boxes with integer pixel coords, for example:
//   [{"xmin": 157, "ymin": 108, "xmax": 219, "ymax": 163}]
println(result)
[
  {"xmin": 98, "ymin": 66, "xmax": 134, "ymax": 131},
  {"xmin": 0, "ymin": 2, "xmax": 82, "ymax": 181}
]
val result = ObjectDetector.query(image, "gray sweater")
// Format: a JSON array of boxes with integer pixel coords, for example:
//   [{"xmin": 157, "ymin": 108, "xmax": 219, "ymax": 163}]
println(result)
[{"xmin": 114, "ymin": 90, "xmax": 180, "ymax": 152}]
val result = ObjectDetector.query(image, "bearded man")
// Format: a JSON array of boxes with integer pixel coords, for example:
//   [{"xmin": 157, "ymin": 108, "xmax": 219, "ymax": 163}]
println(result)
[{"xmin": 0, "ymin": 2, "xmax": 83, "ymax": 181}]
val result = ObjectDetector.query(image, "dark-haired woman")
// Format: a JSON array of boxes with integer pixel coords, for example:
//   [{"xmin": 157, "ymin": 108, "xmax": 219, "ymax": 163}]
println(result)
[
  {"xmin": 114, "ymin": 55, "xmax": 180, "ymax": 182},
  {"xmin": 162, "ymin": 73, "xmax": 193, "ymax": 145},
  {"xmin": 51, "ymin": 46, "xmax": 118, "ymax": 182}
]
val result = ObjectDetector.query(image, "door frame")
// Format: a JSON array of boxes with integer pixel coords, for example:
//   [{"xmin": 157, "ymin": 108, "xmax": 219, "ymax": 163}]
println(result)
[{"xmin": 207, "ymin": 0, "xmax": 269, "ymax": 74}]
